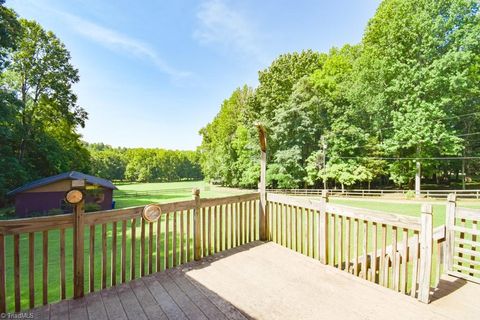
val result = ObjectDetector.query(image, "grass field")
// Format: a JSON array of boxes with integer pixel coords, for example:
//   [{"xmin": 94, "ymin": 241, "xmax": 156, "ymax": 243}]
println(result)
[
  {"xmin": 114, "ymin": 181, "xmax": 251, "ymax": 208},
  {"xmin": 4, "ymin": 184, "xmax": 480, "ymax": 311},
  {"xmin": 330, "ymin": 197, "xmax": 480, "ymax": 227}
]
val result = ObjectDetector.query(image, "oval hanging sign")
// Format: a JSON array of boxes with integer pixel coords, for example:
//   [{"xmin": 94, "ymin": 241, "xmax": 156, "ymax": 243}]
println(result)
[
  {"xmin": 65, "ymin": 189, "xmax": 84, "ymax": 205},
  {"xmin": 142, "ymin": 204, "xmax": 162, "ymax": 222}
]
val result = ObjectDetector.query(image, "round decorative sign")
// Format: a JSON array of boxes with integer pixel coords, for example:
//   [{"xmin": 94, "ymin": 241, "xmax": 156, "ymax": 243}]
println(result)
[
  {"xmin": 65, "ymin": 189, "xmax": 84, "ymax": 205},
  {"xmin": 142, "ymin": 204, "xmax": 162, "ymax": 222}
]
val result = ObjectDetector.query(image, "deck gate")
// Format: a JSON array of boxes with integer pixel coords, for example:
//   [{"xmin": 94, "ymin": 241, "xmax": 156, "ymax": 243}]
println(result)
[{"xmin": 445, "ymin": 194, "xmax": 480, "ymax": 284}]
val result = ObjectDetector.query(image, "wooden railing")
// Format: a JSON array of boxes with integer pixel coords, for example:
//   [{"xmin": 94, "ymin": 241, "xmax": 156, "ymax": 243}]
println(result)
[
  {"xmin": 266, "ymin": 191, "xmax": 442, "ymax": 303},
  {"xmin": 267, "ymin": 188, "xmax": 480, "ymax": 199},
  {"xmin": 445, "ymin": 194, "xmax": 480, "ymax": 283},
  {"xmin": 0, "ymin": 191, "xmax": 260, "ymax": 312}
]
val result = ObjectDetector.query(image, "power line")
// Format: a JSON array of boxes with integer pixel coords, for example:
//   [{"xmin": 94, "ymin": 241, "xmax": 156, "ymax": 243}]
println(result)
[
  {"xmin": 376, "ymin": 111, "xmax": 480, "ymax": 132},
  {"xmin": 336, "ymin": 156, "xmax": 480, "ymax": 160},
  {"xmin": 457, "ymin": 132, "xmax": 480, "ymax": 137}
]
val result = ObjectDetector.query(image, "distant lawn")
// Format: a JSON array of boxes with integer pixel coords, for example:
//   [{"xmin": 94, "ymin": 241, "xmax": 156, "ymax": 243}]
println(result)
[
  {"xmin": 329, "ymin": 198, "xmax": 480, "ymax": 227},
  {"xmin": 113, "ymin": 181, "xmax": 252, "ymax": 208}
]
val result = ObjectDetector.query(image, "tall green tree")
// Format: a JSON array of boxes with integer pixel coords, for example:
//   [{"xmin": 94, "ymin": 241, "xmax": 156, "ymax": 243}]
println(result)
[{"xmin": 2, "ymin": 19, "xmax": 89, "ymax": 179}]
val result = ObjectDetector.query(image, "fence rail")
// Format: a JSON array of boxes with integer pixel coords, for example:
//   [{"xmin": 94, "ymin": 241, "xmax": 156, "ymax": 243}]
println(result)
[
  {"xmin": 0, "ymin": 191, "xmax": 259, "ymax": 312},
  {"xmin": 267, "ymin": 188, "xmax": 480, "ymax": 199}
]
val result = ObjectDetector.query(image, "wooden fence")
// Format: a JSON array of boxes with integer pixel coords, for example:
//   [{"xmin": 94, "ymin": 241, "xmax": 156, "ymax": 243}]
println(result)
[
  {"xmin": 0, "ymin": 191, "xmax": 260, "ymax": 312},
  {"xmin": 265, "ymin": 191, "xmax": 446, "ymax": 303},
  {"xmin": 267, "ymin": 188, "xmax": 480, "ymax": 199}
]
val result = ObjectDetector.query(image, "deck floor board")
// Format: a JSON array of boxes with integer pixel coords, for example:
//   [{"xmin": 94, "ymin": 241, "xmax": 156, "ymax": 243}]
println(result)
[{"xmin": 24, "ymin": 241, "xmax": 480, "ymax": 320}]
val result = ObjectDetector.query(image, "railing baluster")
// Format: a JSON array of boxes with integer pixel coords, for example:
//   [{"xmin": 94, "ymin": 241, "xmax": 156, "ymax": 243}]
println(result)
[
  {"xmin": 148, "ymin": 220, "xmax": 153, "ymax": 274},
  {"xmin": 60, "ymin": 228, "xmax": 66, "ymax": 299},
  {"xmin": 380, "ymin": 224, "xmax": 387, "ymax": 285},
  {"xmin": 353, "ymin": 219, "xmax": 359, "ymax": 276},
  {"xmin": 102, "ymin": 224, "xmax": 107, "ymax": 289},
  {"xmin": 337, "ymin": 216, "xmax": 343, "ymax": 270},
  {"xmin": 131, "ymin": 218, "xmax": 137, "ymax": 279},
  {"xmin": 401, "ymin": 228, "xmax": 408, "ymax": 294},
  {"xmin": 112, "ymin": 222, "xmax": 117, "ymax": 285},
  {"xmin": 14, "ymin": 234, "xmax": 20, "ymax": 311},
  {"xmin": 237, "ymin": 202, "xmax": 241, "ymax": 246},
  {"xmin": 141, "ymin": 219, "xmax": 146, "ymax": 276},
  {"xmin": 122, "ymin": 220, "xmax": 127, "ymax": 282},
  {"xmin": 0, "ymin": 233, "xmax": 5, "ymax": 313},
  {"xmin": 312, "ymin": 208, "xmax": 316, "ymax": 258},
  {"xmin": 208, "ymin": 207, "xmax": 212, "ymax": 255},
  {"xmin": 294, "ymin": 206, "xmax": 299, "ymax": 251},
  {"xmin": 371, "ymin": 223, "xmax": 378, "ymax": 282},
  {"xmin": 219, "ymin": 205, "xmax": 224, "ymax": 251},
  {"xmin": 90, "ymin": 225, "xmax": 95, "ymax": 292},
  {"xmin": 28, "ymin": 233, "xmax": 34, "ymax": 308},
  {"xmin": 243, "ymin": 202, "xmax": 247, "ymax": 245},
  {"xmin": 329, "ymin": 214, "xmax": 335, "ymax": 265},
  {"xmin": 187, "ymin": 209, "xmax": 191, "ymax": 262},
  {"xmin": 346, "ymin": 217, "xmax": 351, "ymax": 272},
  {"xmin": 165, "ymin": 212, "xmax": 170, "ymax": 268},
  {"xmin": 362, "ymin": 221, "xmax": 368, "ymax": 280},
  {"xmin": 214, "ymin": 206, "xmax": 218, "ymax": 252},
  {"xmin": 181, "ymin": 210, "xmax": 185, "ymax": 263},
  {"xmin": 173, "ymin": 211, "xmax": 177, "ymax": 266},
  {"xmin": 392, "ymin": 227, "xmax": 398, "ymax": 291},
  {"xmin": 42, "ymin": 231, "xmax": 48, "ymax": 305},
  {"xmin": 410, "ymin": 232, "xmax": 419, "ymax": 298}
]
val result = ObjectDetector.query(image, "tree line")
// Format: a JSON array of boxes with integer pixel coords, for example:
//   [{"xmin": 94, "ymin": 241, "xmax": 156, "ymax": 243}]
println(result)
[
  {"xmin": 199, "ymin": 0, "xmax": 480, "ymax": 191},
  {"xmin": 0, "ymin": 2, "xmax": 201, "ymax": 206},
  {"xmin": 88, "ymin": 143, "xmax": 202, "ymax": 182}
]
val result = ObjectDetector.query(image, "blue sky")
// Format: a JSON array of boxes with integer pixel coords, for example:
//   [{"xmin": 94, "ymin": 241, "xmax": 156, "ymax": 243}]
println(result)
[{"xmin": 9, "ymin": 0, "xmax": 380, "ymax": 150}]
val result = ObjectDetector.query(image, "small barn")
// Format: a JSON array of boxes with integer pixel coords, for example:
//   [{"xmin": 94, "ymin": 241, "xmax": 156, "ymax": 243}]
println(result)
[{"xmin": 7, "ymin": 171, "xmax": 117, "ymax": 218}]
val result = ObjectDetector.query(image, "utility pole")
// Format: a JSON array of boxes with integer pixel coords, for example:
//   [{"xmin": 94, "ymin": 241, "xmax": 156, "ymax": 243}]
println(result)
[
  {"xmin": 415, "ymin": 160, "xmax": 421, "ymax": 198},
  {"xmin": 462, "ymin": 158, "xmax": 466, "ymax": 190},
  {"xmin": 321, "ymin": 137, "xmax": 327, "ymax": 190}
]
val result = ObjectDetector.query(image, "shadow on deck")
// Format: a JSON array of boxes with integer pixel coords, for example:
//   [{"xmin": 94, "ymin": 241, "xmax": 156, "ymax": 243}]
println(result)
[{"xmin": 30, "ymin": 241, "xmax": 480, "ymax": 320}]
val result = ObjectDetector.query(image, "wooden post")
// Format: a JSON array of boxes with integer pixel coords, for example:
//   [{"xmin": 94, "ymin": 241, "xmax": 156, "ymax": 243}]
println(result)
[
  {"xmin": 319, "ymin": 190, "xmax": 329, "ymax": 264},
  {"xmin": 257, "ymin": 124, "xmax": 267, "ymax": 241},
  {"xmin": 418, "ymin": 204, "xmax": 433, "ymax": 303},
  {"xmin": 193, "ymin": 188, "xmax": 202, "ymax": 261},
  {"xmin": 445, "ymin": 193, "xmax": 456, "ymax": 272},
  {"xmin": 73, "ymin": 198, "xmax": 85, "ymax": 298}
]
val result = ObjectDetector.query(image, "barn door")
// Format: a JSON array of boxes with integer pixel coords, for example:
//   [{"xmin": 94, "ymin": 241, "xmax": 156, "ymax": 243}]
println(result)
[{"xmin": 445, "ymin": 194, "xmax": 480, "ymax": 283}]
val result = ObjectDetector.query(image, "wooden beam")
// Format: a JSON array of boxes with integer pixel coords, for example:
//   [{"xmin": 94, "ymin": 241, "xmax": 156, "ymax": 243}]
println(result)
[
  {"xmin": 418, "ymin": 204, "xmax": 433, "ymax": 303},
  {"xmin": 257, "ymin": 123, "xmax": 267, "ymax": 241},
  {"xmin": 73, "ymin": 199, "xmax": 85, "ymax": 298},
  {"xmin": 193, "ymin": 189, "xmax": 201, "ymax": 260}
]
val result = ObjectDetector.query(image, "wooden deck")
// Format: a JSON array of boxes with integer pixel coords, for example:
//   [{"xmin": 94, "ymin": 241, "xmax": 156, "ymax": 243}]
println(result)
[{"xmin": 29, "ymin": 241, "xmax": 479, "ymax": 320}]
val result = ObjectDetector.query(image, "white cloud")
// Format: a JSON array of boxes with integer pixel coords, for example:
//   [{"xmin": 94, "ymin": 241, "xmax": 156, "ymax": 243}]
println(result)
[
  {"xmin": 194, "ymin": 0, "xmax": 266, "ymax": 63},
  {"xmin": 58, "ymin": 11, "xmax": 191, "ymax": 80}
]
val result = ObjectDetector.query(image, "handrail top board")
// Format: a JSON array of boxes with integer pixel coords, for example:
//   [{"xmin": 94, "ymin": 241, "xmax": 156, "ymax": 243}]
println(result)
[
  {"xmin": 0, "ymin": 192, "xmax": 261, "ymax": 234},
  {"xmin": 325, "ymin": 203, "xmax": 421, "ymax": 231},
  {"xmin": 456, "ymin": 207, "xmax": 480, "ymax": 221},
  {"xmin": 267, "ymin": 193, "xmax": 421, "ymax": 231}
]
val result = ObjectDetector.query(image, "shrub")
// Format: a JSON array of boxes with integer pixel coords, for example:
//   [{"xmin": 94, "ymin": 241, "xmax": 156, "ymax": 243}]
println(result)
[
  {"xmin": 405, "ymin": 190, "xmax": 415, "ymax": 200},
  {"xmin": 85, "ymin": 203, "xmax": 101, "ymax": 212}
]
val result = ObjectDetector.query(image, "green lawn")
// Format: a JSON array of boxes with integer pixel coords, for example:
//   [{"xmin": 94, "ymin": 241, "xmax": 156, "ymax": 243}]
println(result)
[{"xmin": 114, "ymin": 181, "xmax": 251, "ymax": 208}]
